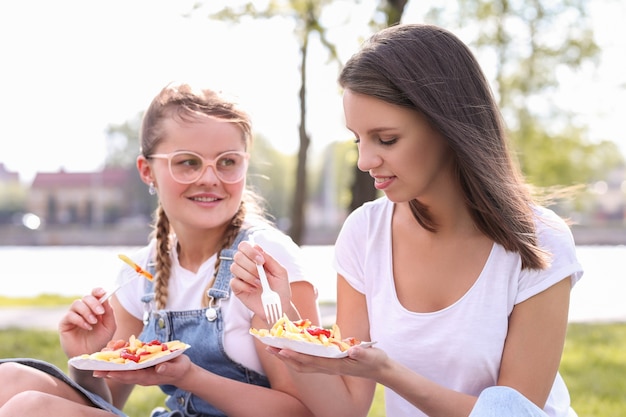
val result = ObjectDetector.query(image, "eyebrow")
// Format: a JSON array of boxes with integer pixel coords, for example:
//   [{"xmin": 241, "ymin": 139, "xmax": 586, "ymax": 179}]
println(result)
[{"xmin": 345, "ymin": 125, "xmax": 399, "ymax": 136}]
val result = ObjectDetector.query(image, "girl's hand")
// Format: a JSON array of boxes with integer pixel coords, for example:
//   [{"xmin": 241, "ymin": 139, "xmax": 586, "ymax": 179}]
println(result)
[
  {"xmin": 92, "ymin": 354, "xmax": 193, "ymax": 387},
  {"xmin": 230, "ymin": 241, "xmax": 292, "ymax": 320},
  {"xmin": 59, "ymin": 287, "xmax": 117, "ymax": 359}
]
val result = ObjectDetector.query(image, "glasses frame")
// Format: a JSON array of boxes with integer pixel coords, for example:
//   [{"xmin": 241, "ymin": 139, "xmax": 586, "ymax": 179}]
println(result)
[{"xmin": 148, "ymin": 150, "xmax": 250, "ymax": 184}]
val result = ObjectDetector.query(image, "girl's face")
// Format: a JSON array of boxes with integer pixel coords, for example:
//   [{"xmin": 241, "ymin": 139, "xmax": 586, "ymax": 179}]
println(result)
[
  {"xmin": 343, "ymin": 89, "xmax": 454, "ymax": 204},
  {"xmin": 139, "ymin": 115, "xmax": 247, "ymax": 234}
]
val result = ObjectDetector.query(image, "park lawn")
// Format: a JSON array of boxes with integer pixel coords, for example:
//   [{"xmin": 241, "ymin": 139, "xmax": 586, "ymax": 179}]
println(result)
[{"xmin": 0, "ymin": 323, "xmax": 624, "ymax": 416}]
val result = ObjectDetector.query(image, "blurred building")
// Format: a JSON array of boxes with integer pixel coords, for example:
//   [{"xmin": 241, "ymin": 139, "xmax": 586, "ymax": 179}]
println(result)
[
  {"xmin": 27, "ymin": 168, "xmax": 137, "ymax": 226},
  {"xmin": 0, "ymin": 163, "xmax": 19, "ymax": 183}
]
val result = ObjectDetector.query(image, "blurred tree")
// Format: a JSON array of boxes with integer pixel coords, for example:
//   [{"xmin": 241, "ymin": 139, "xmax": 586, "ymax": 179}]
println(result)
[
  {"xmin": 247, "ymin": 134, "xmax": 297, "ymax": 226},
  {"xmin": 105, "ymin": 112, "xmax": 143, "ymax": 168},
  {"xmin": 310, "ymin": 139, "xmax": 360, "ymax": 219},
  {"xmin": 203, "ymin": 0, "xmax": 340, "ymax": 244},
  {"xmin": 0, "ymin": 182, "xmax": 26, "ymax": 224},
  {"xmin": 424, "ymin": 0, "xmax": 623, "ymax": 184},
  {"xmin": 104, "ymin": 112, "xmax": 156, "ymax": 220}
]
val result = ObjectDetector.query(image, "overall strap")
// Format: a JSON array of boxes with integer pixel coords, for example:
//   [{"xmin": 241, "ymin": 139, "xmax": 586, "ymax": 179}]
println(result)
[
  {"xmin": 207, "ymin": 226, "xmax": 257, "ymax": 301},
  {"xmin": 140, "ymin": 225, "xmax": 269, "ymax": 308}
]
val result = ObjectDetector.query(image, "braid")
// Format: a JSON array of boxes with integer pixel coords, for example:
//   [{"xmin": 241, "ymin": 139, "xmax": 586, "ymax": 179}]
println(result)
[
  {"xmin": 201, "ymin": 201, "xmax": 247, "ymax": 307},
  {"xmin": 153, "ymin": 205, "xmax": 173, "ymax": 309}
]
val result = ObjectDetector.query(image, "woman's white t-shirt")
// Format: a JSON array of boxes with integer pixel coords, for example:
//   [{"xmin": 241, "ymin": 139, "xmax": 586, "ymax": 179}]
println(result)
[
  {"xmin": 115, "ymin": 222, "xmax": 312, "ymax": 376},
  {"xmin": 333, "ymin": 197, "xmax": 583, "ymax": 417}
]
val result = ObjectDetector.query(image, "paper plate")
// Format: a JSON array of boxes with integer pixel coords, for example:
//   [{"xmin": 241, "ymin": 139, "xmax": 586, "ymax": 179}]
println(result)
[
  {"xmin": 250, "ymin": 332, "xmax": 376, "ymax": 358},
  {"xmin": 68, "ymin": 344, "xmax": 191, "ymax": 371}
]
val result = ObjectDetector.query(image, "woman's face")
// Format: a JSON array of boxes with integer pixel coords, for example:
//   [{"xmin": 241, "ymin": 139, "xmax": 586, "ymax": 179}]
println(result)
[
  {"xmin": 343, "ymin": 89, "xmax": 454, "ymax": 204},
  {"xmin": 141, "ymin": 115, "xmax": 247, "ymax": 234}
]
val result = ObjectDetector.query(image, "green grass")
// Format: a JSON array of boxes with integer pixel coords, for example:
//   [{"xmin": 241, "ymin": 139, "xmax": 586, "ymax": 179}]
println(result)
[
  {"xmin": 1, "ymin": 320, "xmax": 624, "ymax": 416},
  {"xmin": 0, "ymin": 294, "xmax": 79, "ymax": 307},
  {"xmin": 560, "ymin": 323, "xmax": 626, "ymax": 417}
]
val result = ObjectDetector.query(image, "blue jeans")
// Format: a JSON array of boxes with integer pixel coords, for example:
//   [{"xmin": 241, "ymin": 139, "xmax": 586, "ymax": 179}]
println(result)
[{"xmin": 469, "ymin": 386, "xmax": 548, "ymax": 417}]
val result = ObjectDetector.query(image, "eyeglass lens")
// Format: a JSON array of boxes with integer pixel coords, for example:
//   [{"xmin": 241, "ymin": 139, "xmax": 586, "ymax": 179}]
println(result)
[{"xmin": 169, "ymin": 152, "xmax": 247, "ymax": 184}]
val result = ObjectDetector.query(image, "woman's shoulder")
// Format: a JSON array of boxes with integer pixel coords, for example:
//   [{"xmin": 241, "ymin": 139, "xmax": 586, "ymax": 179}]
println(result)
[
  {"xmin": 346, "ymin": 196, "xmax": 392, "ymax": 222},
  {"xmin": 531, "ymin": 205, "xmax": 578, "ymax": 255},
  {"xmin": 532, "ymin": 206, "xmax": 573, "ymax": 237}
]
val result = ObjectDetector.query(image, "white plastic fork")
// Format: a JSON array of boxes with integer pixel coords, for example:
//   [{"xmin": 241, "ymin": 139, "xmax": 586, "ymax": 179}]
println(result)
[{"xmin": 249, "ymin": 236, "xmax": 283, "ymax": 324}]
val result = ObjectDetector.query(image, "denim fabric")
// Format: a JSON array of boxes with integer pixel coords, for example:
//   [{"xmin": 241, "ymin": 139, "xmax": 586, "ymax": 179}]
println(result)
[
  {"xmin": 469, "ymin": 386, "xmax": 549, "ymax": 417},
  {"xmin": 141, "ymin": 227, "xmax": 270, "ymax": 417},
  {"xmin": 0, "ymin": 358, "xmax": 126, "ymax": 416}
]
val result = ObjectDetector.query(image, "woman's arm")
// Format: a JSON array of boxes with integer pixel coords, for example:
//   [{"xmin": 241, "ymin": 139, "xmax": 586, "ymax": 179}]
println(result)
[
  {"xmin": 498, "ymin": 276, "xmax": 571, "ymax": 406},
  {"xmin": 376, "ymin": 276, "xmax": 572, "ymax": 417},
  {"xmin": 266, "ymin": 275, "xmax": 378, "ymax": 417}
]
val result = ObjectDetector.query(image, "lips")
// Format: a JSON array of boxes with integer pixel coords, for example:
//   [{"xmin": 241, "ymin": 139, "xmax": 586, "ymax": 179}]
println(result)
[
  {"xmin": 372, "ymin": 175, "xmax": 395, "ymax": 190},
  {"xmin": 189, "ymin": 196, "xmax": 220, "ymax": 202},
  {"xmin": 374, "ymin": 176, "xmax": 393, "ymax": 183}
]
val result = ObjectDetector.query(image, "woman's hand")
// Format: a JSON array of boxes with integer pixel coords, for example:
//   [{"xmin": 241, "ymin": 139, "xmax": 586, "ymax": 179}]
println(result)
[
  {"xmin": 58, "ymin": 287, "xmax": 117, "ymax": 359},
  {"xmin": 230, "ymin": 241, "xmax": 293, "ymax": 320},
  {"xmin": 269, "ymin": 345, "xmax": 390, "ymax": 381}
]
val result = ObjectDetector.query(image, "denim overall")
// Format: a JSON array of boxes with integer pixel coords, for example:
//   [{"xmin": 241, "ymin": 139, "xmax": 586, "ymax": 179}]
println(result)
[{"xmin": 142, "ymin": 227, "xmax": 270, "ymax": 417}]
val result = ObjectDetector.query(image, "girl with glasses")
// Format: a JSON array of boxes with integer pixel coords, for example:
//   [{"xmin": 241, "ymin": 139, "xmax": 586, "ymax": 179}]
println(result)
[
  {"xmin": 0, "ymin": 83, "xmax": 319, "ymax": 416},
  {"xmin": 231, "ymin": 24, "xmax": 583, "ymax": 417}
]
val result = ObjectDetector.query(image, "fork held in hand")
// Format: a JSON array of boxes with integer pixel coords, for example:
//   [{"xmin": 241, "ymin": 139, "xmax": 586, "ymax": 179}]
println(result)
[{"xmin": 249, "ymin": 236, "xmax": 283, "ymax": 324}]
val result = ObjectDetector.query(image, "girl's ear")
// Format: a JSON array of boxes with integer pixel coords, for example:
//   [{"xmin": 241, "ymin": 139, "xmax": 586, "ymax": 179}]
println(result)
[{"xmin": 136, "ymin": 155, "xmax": 154, "ymax": 186}]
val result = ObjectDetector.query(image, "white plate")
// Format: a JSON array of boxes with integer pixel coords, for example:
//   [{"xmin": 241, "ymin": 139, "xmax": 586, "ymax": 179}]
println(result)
[
  {"xmin": 68, "ymin": 344, "xmax": 191, "ymax": 371},
  {"xmin": 250, "ymin": 332, "xmax": 376, "ymax": 358}
]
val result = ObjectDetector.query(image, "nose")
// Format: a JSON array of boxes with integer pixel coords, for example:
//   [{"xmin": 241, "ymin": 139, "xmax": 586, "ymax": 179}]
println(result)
[
  {"xmin": 356, "ymin": 141, "xmax": 381, "ymax": 173},
  {"xmin": 196, "ymin": 163, "xmax": 221, "ymax": 185}
]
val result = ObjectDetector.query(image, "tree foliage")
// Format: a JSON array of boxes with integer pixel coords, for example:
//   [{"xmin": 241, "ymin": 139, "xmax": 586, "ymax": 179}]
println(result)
[
  {"xmin": 104, "ymin": 112, "xmax": 143, "ymax": 168},
  {"xmin": 104, "ymin": 112, "xmax": 156, "ymax": 220},
  {"xmin": 247, "ymin": 134, "xmax": 297, "ymax": 225},
  {"xmin": 425, "ymin": 0, "xmax": 622, "ymax": 186}
]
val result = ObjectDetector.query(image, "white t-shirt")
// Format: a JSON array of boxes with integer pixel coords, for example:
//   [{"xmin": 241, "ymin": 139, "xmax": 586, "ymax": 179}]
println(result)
[
  {"xmin": 333, "ymin": 197, "xmax": 583, "ymax": 417},
  {"xmin": 115, "ymin": 221, "xmax": 312, "ymax": 375}
]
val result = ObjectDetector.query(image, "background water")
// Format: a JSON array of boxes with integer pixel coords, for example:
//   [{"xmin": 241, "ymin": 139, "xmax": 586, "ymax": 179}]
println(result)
[{"xmin": 1, "ymin": 245, "xmax": 624, "ymax": 322}]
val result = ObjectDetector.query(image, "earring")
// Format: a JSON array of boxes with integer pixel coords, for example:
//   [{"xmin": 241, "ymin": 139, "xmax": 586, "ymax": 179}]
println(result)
[{"xmin": 148, "ymin": 182, "xmax": 157, "ymax": 195}]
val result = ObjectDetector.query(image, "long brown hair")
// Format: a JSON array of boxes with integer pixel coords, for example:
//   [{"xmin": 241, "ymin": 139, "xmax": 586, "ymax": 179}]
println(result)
[
  {"xmin": 339, "ymin": 24, "xmax": 549, "ymax": 270},
  {"xmin": 140, "ymin": 82, "xmax": 266, "ymax": 308}
]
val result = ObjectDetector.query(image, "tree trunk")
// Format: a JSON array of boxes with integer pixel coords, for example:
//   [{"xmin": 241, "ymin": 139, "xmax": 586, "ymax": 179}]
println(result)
[{"xmin": 289, "ymin": 37, "xmax": 310, "ymax": 245}]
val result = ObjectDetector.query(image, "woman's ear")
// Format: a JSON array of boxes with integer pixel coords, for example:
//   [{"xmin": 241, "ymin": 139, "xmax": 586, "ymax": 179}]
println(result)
[{"xmin": 136, "ymin": 155, "xmax": 154, "ymax": 186}]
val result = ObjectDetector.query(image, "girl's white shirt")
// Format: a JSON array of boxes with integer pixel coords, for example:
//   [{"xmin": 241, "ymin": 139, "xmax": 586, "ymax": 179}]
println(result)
[
  {"xmin": 114, "ymin": 221, "xmax": 311, "ymax": 375},
  {"xmin": 333, "ymin": 197, "xmax": 583, "ymax": 417}
]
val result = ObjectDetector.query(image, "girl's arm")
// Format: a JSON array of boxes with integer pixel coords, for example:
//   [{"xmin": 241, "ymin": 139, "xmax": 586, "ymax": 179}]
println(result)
[{"xmin": 95, "ymin": 295, "xmax": 144, "ymax": 410}]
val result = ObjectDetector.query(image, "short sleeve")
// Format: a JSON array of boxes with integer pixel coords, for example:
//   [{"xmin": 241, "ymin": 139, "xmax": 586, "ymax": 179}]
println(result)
[
  {"xmin": 333, "ymin": 198, "xmax": 393, "ymax": 293},
  {"xmin": 249, "ymin": 226, "xmax": 310, "ymax": 286},
  {"xmin": 516, "ymin": 207, "xmax": 584, "ymax": 304}
]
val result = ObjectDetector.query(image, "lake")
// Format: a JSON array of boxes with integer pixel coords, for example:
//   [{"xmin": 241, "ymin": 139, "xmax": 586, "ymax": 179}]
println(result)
[{"xmin": 1, "ymin": 245, "xmax": 624, "ymax": 322}]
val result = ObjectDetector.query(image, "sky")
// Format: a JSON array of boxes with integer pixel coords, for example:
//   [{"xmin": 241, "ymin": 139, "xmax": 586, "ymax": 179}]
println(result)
[{"xmin": 1, "ymin": 0, "xmax": 625, "ymax": 184}]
